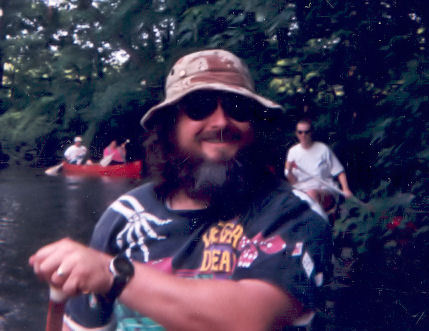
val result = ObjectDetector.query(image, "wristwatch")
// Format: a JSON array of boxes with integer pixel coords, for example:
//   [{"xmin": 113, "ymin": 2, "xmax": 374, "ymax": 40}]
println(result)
[{"xmin": 104, "ymin": 253, "xmax": 134, "ymax": 302}]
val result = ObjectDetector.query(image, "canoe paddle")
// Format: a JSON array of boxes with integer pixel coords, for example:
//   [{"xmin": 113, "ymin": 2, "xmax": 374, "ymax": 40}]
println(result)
[
  {"xmin": 46, "ymin": 286, "xmax": 67, "ymax": 331},
  {"xmin": 99, "ymin": 154, "xmax": 114, "ymax": 167},
  {"xmin": 293, "ymin": 164, "xmax": 370, "ymax": 209},
  {"xmin": 45, "ymin": 162, "xmax": 64, "ymax": 176}
]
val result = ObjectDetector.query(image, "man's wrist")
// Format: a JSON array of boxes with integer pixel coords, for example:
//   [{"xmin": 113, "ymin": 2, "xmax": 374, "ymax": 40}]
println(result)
[{"xmin": 104, "ymin": 254, "xmax": 134, "ymax": 302}]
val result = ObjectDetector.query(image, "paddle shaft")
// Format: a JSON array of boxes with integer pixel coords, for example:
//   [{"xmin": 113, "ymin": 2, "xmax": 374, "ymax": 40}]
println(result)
[
  {"xmin": 46, "ymin": 287, "xmax": 67, "ymax": 331},
  {"xmin": 99, "ymin": 154, "xmax": 113, "ymax": 167},
  {"xmin": 45, "ymin": 163, "xmax": 63, "ymax": 176},
  {"xmin": 294, "ymin": 165, "xmax": 344, "ymax": 195},
  {"xmin": 293, "ymin": 164, "xmax": 367, "ymax": 207}
]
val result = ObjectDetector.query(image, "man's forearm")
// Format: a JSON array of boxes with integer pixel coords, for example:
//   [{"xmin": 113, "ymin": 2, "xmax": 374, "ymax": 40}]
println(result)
[
  {"xmin": 285, "ymin": 162, "xmax": 297, "ymax": 185},
  {"xmin": 337, "ymin": 172, "xmax": 352, "ymax": 197},
  {"xmin": 337, "ymin": 172, "xmax": 349, "ymax": 190},
  {"xmin": 119, "ymin": 262, "xmax": 302, "ymax": 331}
]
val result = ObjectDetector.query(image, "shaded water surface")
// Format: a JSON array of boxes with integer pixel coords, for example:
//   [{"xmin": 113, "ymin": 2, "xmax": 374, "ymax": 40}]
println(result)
[{"xmin": 0, "ymin": 166, "xmax": 141, "ymax": 330}]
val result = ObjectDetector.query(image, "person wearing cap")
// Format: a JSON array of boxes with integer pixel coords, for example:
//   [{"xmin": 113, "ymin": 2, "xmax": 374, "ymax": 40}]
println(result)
[
  {"xmin": 285, "ymin": 118, "xmax": 353, "ymax": 212},
  {"xmin": 64, "ymin": 136, "xmax": 88, "ymax": 165},
  {"xmin": 30, "ymin": 50, "xmax": 332, "ymax": 330}
]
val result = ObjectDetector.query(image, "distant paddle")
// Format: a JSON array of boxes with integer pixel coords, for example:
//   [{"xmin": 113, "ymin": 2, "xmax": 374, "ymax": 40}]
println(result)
[
  {"xmin": 294, "ymin": 164, "xmax": 371, "ymax": 210},
  {"xmin": 45, "ymin": 162, "xmax": 63, "ymax": 176},
  {"xmin": 99, "ymin": 154, "xmax": 113, "ymax": 167}
]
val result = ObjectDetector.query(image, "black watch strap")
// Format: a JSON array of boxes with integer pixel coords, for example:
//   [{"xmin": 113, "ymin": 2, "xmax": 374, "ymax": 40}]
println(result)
[{"xmin": 103, "ymin": 254, "xmax": 134, "ymax": 302}]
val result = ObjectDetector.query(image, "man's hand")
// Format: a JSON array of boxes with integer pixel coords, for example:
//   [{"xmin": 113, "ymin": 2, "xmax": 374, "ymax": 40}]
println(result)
[
  {"xmin": 342, "ymin": 188, "xmax": 353, "ymax": 199},
  {"xmin": 29, "ymin": 238, "xmax": 113, "ymax": 297},
  {"xmin": 285, "ymin": 161, "xmax": 297, "ymax": 173},
  {"xmin": 284, "ymin": 161, "xmax": 298, "ymax": 185},
  {"xmin": 337, "ymin": 172, "xmax": 353, "ymax": 199}
]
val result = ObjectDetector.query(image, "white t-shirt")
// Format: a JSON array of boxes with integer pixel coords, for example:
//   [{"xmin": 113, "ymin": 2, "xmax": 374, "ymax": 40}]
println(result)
[
  {"xmin": 286, "ymin": 141, "xmax": 344, "ymax": 192},
  {"xmin": 64, "ymin": 145, "xmax": 87, "ymax": 164}
]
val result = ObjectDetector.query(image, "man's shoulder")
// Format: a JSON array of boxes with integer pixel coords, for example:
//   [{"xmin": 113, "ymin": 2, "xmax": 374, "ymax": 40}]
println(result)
[
  {"xmin": 286, "ymin": 143, "xmax": 302, "ymax": 160},
  {"xmin": 245, "ymin": 181, "xmax": 330, "ymax": 241},
  {"xmin": 92, "ymin": 182, "xmax": 163, "ymax": 237},
  {"xmin": 124, "ymin": 181, "xmax": 157, "ymax": 200},
  {"xmin": 256, "ymin": 181, "xmax": 319, "ymax": 220},
  {"xmin": 288, "ymin": 143, "xmax": 301, "ymax": 153},
  {"xmin": 313, "ymin": 141, "xmax": 330, "ymax": 151},
  {"xmin": 276, "ymin": 184, "xmax": 330, "ymax": 234},
  {"xmin": 64, "ymin": 145, "xmax": 75, "ymax": 154}
]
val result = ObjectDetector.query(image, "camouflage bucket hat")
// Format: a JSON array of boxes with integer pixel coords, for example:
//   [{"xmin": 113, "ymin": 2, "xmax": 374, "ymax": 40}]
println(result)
[{"xmin": 140, "ymin": 49, "xmax": 283, "ymax": 129}]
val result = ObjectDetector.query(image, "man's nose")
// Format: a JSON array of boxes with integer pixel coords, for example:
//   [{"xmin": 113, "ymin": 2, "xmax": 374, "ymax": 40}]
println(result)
[{"xmin": 206, "ymin": 99, "xmax": 229, "ymax": 128}]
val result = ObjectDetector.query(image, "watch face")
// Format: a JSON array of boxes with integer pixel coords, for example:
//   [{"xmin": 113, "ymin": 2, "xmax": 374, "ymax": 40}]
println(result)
[{"xmin": 113, "ymin": 256, "xmax": 134, "ymax": 277}]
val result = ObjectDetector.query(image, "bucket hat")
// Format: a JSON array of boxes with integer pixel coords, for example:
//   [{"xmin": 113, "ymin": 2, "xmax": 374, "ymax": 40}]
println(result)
[{"xmin": 140, "ymin": 49, "xmax": 283, "ymax": 129}]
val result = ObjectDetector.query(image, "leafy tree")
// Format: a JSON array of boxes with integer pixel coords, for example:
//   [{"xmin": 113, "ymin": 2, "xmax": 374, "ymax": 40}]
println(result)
[
  {"xmin": 267, "ymin": 1, "xmax": 428, "ymax": 328},
  {"xmin": 0, "ymin": 1, "xmax": 427, "ymax": 327}
]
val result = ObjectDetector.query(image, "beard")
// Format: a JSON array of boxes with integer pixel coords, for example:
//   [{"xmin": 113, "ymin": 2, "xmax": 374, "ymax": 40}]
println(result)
[
  {"xmin": 188, "ymin": 157, "xmax": 244, "ymax": 202},
  {"xmin": 169, "ymin": 142, "xmax": 270, "ymax": 217}
]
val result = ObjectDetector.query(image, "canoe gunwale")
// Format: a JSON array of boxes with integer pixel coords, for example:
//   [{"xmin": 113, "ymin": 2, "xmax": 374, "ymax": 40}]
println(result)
[{"xmin": 62, "ymin": 161, "xmax": 142, "ymax": 178}]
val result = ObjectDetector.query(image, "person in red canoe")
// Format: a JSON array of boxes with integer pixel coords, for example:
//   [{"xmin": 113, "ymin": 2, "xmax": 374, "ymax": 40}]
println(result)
[
  {"xmin": 64, "ymin": 136, "xmax": 88, "ymax": 165},
  {"xmin": 103, "ymin": 140, "xmax": 127, "ymax": 165}
]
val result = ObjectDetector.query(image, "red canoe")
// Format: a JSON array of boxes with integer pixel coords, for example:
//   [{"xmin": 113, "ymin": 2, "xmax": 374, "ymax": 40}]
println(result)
[{"xmin": 62, "ymin": 161, "xmax": 142, "ymax": 178}]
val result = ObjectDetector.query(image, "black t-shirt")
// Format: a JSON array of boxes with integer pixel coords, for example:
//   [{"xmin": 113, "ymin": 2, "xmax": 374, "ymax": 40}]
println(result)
[{"xmin": 65, "ymin": 181, "xmax": 332, "ymax": 330}]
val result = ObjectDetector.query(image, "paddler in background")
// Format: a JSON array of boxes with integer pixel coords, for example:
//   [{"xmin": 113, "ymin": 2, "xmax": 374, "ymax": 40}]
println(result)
[
  {"xmin": 285, "ymin": 118, "xmax": 353, "ymax": 212},
  {"xmin": 63, "ymin": 136, "xmax": 88, "ymax": 165},
  {"xmin": 102, "ymin": 139, "xmax": 127, "ymax": 165}
]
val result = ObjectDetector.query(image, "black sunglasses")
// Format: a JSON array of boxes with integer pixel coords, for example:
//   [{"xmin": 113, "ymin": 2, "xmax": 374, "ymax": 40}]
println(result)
[
  {"xmin": 297, "ymin": 130, "xmax": 311, "ymax": 135},
  {"xmin": 177, "ymin": 90, "xmax": 261, "ymax": 122}
]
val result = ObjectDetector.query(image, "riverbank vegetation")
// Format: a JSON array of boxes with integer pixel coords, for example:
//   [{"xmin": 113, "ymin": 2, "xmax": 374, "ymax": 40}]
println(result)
[{"xmin": 0, "ymin": 0, "xmax": 427, "ymax": 328}]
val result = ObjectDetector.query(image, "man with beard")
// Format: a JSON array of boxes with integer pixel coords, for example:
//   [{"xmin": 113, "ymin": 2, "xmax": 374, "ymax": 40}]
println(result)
[{"xmin": 30, "ymin": 50, "xmax": 332, "ymax": 330}]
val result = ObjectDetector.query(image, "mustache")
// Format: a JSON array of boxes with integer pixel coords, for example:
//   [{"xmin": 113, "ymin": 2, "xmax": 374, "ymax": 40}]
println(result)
[{"xmin": 197, "ymin": 127, "xmax": 243, "ymax": 143}]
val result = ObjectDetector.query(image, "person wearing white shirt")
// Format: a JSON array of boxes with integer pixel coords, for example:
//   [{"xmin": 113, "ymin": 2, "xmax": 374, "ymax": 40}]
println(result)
[
  {"xmin": 285, "ymin": 119, "xmax": 353, "ymax": 211},
  {"xmin": 64, "ymin": 136, "xmax": 87, "ymax": 165}
]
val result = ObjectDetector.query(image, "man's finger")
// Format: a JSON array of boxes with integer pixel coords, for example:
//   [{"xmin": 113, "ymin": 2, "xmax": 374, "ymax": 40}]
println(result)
[
  {"xmin": 29, "ymin": 242, "xmax": 61, "ymax": 266},
  {"xmin": 62, "ymin": 272, "xmax": 82, "ymax": 297},
  {"xmin": 30, "ymin": 238, "xmax": 76, "ymax": 266}
]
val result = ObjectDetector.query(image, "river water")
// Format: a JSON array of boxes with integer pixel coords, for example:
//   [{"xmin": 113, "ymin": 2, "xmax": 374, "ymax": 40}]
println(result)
[{"xmin": 0, "ymin": 166, "xmax": 141, "ymax": 330}]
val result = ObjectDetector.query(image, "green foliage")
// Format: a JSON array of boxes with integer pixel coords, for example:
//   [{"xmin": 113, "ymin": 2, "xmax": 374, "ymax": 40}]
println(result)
[
  {"xmin": 0, "ymin": 0, "xmax": 427, "ymax": 327},
  {"xmin": 261, "ymin": 1, "xmax": 428, "ymax": 327}
]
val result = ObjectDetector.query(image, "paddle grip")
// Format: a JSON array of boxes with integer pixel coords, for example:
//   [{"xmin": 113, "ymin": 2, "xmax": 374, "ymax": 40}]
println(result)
[{"xmin": 46, "ymin": 287, "xmax": 67, "ymax": 331}]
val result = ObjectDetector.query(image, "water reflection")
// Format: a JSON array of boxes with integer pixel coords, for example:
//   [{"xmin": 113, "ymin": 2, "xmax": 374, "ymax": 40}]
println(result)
[{"xmin": 0, "ymin": 166, "xmax": 140, "ymax": 330}]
